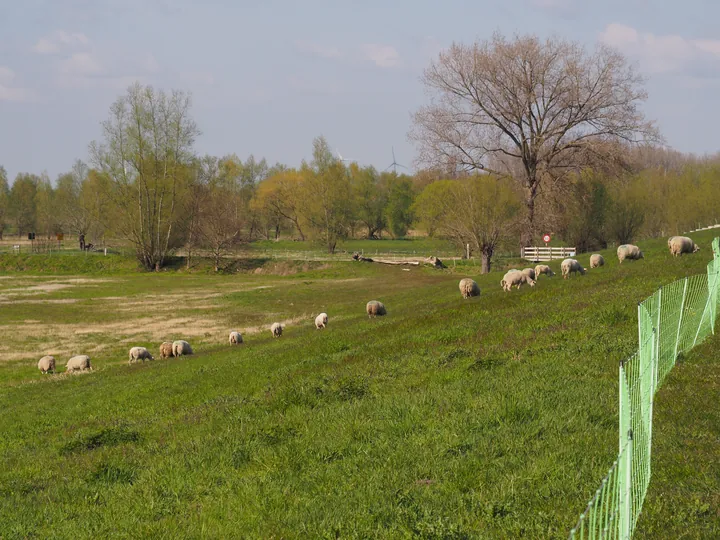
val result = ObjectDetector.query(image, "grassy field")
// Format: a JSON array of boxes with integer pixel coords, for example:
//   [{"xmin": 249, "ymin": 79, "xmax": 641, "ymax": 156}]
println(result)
[{"xmin": 0, "ymin": 232, "xmax": 718, "ymax": 538}]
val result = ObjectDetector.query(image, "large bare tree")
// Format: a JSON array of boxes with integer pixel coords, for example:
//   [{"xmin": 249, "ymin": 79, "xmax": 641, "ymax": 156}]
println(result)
[
  {"xmin": 90, "ymin": 83, "xmax": 199, "ymax": 270},
  {"xmin": 410, "ymin": 32, "xmax": 659, "ymax": 245}
]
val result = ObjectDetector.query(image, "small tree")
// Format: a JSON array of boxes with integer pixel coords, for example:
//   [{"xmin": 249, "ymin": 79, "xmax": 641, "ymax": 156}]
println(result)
[
  {"xmin": 198, "ymin": 186, "xmax": 242, "ymax": 272},
  {"xmin": 384, "ymin": 174, "xmax": 415, "ymax": 238},
  {"xmin": 299, "ymin": 136, "xmax": 353, "ymax": 253},
  {"xmin": 9, "ymin": 173, "xmax": 38, "ymax": 237},
  {"xmin": 0, "ymin": 167, "xmax": 9, "ymax": 239},
  {"xmin": 413, "ymin": 175, "xmax": 520, "ymax": 273},
  {"xmin": 90, "ymin": 82, "xmax": 199, "ymax": 270},
  {"xmin": 254, "ymin": 170, "xmax": 306, "ymax": 240},
  {"xmin": 606, "ymin": 180, "xmax": 645, "ymax": 245},
  {"xmin": 352, "ymin": 166, "xmax": 387, "ymax": 239}
]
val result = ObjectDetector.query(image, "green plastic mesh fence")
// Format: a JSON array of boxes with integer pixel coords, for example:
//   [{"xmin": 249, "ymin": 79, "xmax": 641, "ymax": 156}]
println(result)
[{"xmin": 569, "ymin": 237, "xmax": 720, "ymax": 539}]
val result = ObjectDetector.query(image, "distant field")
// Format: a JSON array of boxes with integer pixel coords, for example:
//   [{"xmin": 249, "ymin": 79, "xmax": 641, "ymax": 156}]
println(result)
[{"xmin": 0, "ymin": 232, "xmax": 718, "ymax": 538}]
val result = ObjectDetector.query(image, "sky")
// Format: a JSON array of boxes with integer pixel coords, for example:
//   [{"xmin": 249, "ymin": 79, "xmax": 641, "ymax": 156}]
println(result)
[{"xmin": 1, "ymin": 0, "xmax": 720, "ymax": 182}]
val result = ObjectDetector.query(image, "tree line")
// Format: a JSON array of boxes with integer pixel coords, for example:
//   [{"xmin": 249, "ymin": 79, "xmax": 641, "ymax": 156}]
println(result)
[{"xmin": 2, "ymin": 33, "xmax": 720, "ymax": 272}]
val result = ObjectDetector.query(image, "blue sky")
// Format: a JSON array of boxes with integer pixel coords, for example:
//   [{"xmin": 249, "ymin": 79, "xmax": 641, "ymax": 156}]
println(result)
[{"xmin": 1, "ymin": 0, "xmax": 719, "ymax": 181}]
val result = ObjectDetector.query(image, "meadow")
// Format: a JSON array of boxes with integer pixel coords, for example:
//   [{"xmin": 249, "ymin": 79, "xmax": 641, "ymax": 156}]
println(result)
[{"xmin": 0, "ymin": 232, "xmax": 718, "ymax": 539}]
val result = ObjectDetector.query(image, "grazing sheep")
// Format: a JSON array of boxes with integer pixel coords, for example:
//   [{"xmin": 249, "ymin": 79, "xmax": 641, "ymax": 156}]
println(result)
[
  {"xmin": 617, "ymin": 244, "xmax": 644, "ymax": 264},
  {"xmin": 521, "ymin": 268, "xmax": 536, "ymax": 281},
  {"xmin": 128, "ymin": 346, "xmax": 154, "ymax": 364},
  {"xmin": 501, "ymin": 270, "xmax": 536, "ymax": 291},
  {"xmin": 172, "ymin": 340, "xmax": 193, "ymax": 357},
  {"xmin": 270, "ymin": 322, "xmax": 283, "ymax": 337},
  {"xmin": 159, "ymin": 341, "xmax": 173, "ymax": 359},
  {"xmin": 458, "ymin": 278, "xmax": 480, "ymax": 299},
  {"xmin": 561, "ymin": 258, "xmax": 586, "ymax": 279},
  {"xmin": 38, "ymin": 355, "xmax": 55, "ymax": 374},
  {"xmin": 669, "ymin": 236, "xmax": 700, "ymax": 257},
  {"xmin": 534, "ymin": 265, "xmax": 555, "ymax": 278},
  {"xmin": 315, "ymin": 313, "xmax": 328, "ymax": 329},
  {"xmin": 366, "ymin": 300, "xmax": 387, "ymax": 317},
  {"xmin": 66, "ymin": 355, "xmax": 91, "ymax": 372},
  {"xmin": 229, "ymin": 331, "xmax": 243, "ymax": 345},
  {"xmin": 590, "ymin": 254, "xmax": 605, "ymax": 268}
]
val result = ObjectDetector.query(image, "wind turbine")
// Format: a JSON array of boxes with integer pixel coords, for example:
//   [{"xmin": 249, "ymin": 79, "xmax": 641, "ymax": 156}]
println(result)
[
  {"xmin": 336, "ymin": 148, "xmax": 356, "ymax": 164},
  {"xmin": 385, "ymin": 146, "xmax": 407, "ymax": 174}
]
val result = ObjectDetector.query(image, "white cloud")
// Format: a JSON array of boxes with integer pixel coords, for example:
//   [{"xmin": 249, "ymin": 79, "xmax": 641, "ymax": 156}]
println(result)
[
  {"xmin": 34, "ymin": 30, "xmax": 90, "ymax": 54},
  {"xmin": 361, "ymin": 44, "xmax": 400, "ymax": 68},
  {"xmin": 600, "ymin": 23, "xmax": 720, "ymax": 77},
  {"xmin": 57, "ymin": 52, "xmax": 103, "ymax": 75},
  {"xmin": 295, "ymin": 40, "xmax": 343, "ymax": 59}
]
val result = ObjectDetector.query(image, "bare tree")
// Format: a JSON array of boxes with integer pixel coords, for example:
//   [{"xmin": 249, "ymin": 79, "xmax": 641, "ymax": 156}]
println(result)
[
  {"xmin": 410, "ymin": 32, "xmax": 659, "ymax": 245},
  {"xmin": 199, "ymin": 187, "xmax": 242, "ymax": 272},
  {"xmin": 90, "ymin": 83, "xmax": 199, "ymax": 271}
]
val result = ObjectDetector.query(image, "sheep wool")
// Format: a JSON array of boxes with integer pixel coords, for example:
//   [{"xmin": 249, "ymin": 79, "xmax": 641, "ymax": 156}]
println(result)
[
  {"xmin": 458, "ymin": 278, "xmax": 480, "ymax": 299},
  {"xmin": 590, "ymin": 254, "xmax": 605, "ymax": 268},
  {"xmin": 366, "ymin": 301, "xmax": 387, "ymax": 317},
  {"xmin": 315, "ymin": 313, "xmax": 328, "ymax": 329},
  {"xmin": 38, "ymin": 355, "xmax": 56, "ymax": 374}
]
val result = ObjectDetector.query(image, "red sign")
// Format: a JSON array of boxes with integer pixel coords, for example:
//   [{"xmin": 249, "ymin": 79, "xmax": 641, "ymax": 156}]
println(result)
[{"xmin": 542, "ymin": 234, "xmax": 551, "ymax": 243}]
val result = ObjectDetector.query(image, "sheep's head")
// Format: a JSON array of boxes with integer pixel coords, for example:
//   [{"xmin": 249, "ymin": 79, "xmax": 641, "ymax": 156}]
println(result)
[
  {"xmin": 639, "ymin": 251, "xmax": 645, "ymax": 259},
  {"xmin": 580, "ymin": 267, "xmax": 586, "ymax": 275},
  {"xmin": 693, "ymin": 244, "xmax": 700, "ymax": 253}
]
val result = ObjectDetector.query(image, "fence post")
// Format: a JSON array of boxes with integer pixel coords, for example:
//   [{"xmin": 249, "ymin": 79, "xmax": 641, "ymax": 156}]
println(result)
[
  {"xmin": 691, "ymin": 280, "xmax": 714, "ymax": 349},
  {"xmin": 618, "ymin": 360, "xmax": 631, "ymax": 539},
  {"xmin": 655, "ymin": 288, "xmax": 662, "ymax": 390},
  {"xmin": 674, "ymin": 278, "xmax": 689, "ymax": 360}
]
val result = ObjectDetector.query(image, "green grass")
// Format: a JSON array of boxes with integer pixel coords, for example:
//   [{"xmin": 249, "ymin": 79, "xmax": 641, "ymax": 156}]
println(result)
[{"xmin": 0, "ymin": 232, "xmax": 718, "ymax": 538}]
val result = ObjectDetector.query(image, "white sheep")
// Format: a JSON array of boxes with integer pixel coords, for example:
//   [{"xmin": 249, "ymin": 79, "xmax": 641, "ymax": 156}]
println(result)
[
  {"xmin": 270, "ymin": 322, "xmax": 283, "ymax": 337},
  {"xmin": 521, "ymin": 268, "xmax": 536, "ymax": 281},
  {"xmin": 590, "ymin": 254, "xmax": 605, "ymax": 268},
  {"xmin": 128, "ymin": 346, "xmax": 154, "ymax": 364},
  {"xmin": 561, "ymin": 258, "xmax": 586, "ymax": 279},
  {"xmin": 668, "ymin": 236, "xmax": 700, "ymax": 257},
  {"xmin": 66, "ymin": 355, "xmax": 91, "ymax": 372},
  {"xmin": 366, "ymin": 300, "xmax": 387, "ymax": 317},
  {"xmin": 229, "ymin": 331, "xmax": 243, "ymax": 345},
  {"xmin": 159, "ymin": 341, "xmax": 173, "ymax": 359},
  {"xmin": 458, "ymin": 278, "xmax": 480, "ymax": 299},
  {"xmin": 501, "ymin": 270, "xmax": 536, "ymax": 291},
  {"xmin": 315, "ymin": 313, "xmax": 328, "ymax": 329},
  {"xmin": 617, "ymin": 244, "xmax": 644, "ymax": 264},
  {"xmin": 172, "ymin": 340, "xmax": 193, "ymax": 357},
  {"xmin": 534, "ymin": 265, "xmax": 555, "ymax": 278},
  {"xmin": 38, "ymin": 355, "xmax": 56, "ymax": 374}
]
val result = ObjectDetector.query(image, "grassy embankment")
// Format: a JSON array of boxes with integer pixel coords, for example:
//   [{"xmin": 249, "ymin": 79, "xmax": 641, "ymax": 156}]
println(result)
[{"xmin": 0, "ymin": 232, "xmax": 718, "ymax": 538}]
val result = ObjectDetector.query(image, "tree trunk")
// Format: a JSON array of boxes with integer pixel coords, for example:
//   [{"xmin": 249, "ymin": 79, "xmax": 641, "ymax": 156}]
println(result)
[
  {"xmin": 521, "ymin": 187, "xmax": 537, "ymax": 247},
  {"xmin": 481, "ymin": 244, "xmax": 493, "ymax": 274}
]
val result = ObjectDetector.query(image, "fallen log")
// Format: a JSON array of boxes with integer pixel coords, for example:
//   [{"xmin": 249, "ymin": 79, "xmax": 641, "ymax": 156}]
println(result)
[{"xmin": 352, "ymin": 252, "xmax": 446, "ymax": 267}]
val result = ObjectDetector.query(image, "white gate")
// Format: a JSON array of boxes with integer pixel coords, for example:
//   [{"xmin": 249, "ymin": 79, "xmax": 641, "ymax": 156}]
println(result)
[{"xmin": 520, "ymin": 246, "xmax": 576, "ymax": 262}]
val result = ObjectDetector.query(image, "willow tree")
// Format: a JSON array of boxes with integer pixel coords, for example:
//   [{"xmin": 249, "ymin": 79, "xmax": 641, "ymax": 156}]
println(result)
[
  {"xmin": 90, "ymin": 83, "xmax": 199, "ymax": 270},
  {"xmin": 412, "ymin": 175, "xmax": 520, "ymax": 273},
  {"xmin": 410, "ymin": 32, "xmax": 658, "ymax": 245}
]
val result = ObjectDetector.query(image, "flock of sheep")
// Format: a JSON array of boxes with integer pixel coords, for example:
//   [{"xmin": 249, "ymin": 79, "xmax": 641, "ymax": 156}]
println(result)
[
  {"xmin": 35, "ymin": 236, "xmax": 702, "ymax": 375},
  {"xmin": 463, "ymin": 235, "xmax": 700, "ymax": 298}
]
